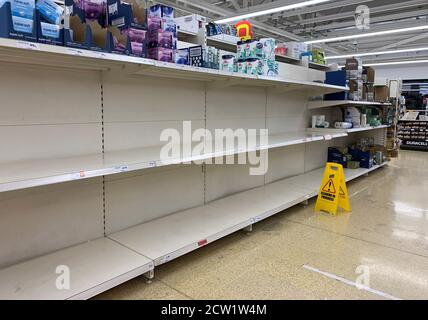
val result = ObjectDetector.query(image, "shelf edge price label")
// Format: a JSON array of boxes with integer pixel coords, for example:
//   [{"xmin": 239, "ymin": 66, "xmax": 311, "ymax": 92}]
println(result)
[
  {"xmin": 17, "ymin": 41, "xmax": 39, "ymax": 51},
  {"xmin": 325, "ymin": 134, "xmax": 333, "ymax": 141},
  {"xmin": 68, "ymin": 48, "xmax": 84, "ymax": 56},
  {"xmin": 148, "ymin": 161, "xmax": 156, "ymax": 168},
  {"xmin": 115, "ymin": 165, "xmax": 129, "ymax": 173},
  {"xmin": 73, "ymin": 171, "xmax": 86, "ymax": 179}
]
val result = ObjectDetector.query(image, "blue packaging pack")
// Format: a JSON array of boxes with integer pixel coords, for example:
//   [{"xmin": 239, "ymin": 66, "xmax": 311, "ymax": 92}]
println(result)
[
  {"xmin": 11, "ymin": 0, "xmax": 35, "ymax": 19},
  {"xmin": 147, "ymin": 4, "xmax": 161, "ymax": 18},
  {"xmin": 40, "ymin": 21, "xmax": 60, "ymax": 37},
  {"xmin": 36, "ymin": 0, "xmax": 64, "ymax": 24},
  {"xmin": 12, "ymin": 15, "xmax": 34, "ymax": 33}
]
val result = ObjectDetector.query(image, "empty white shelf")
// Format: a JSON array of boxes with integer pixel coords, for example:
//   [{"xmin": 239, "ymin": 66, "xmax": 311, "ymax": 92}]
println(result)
[
  {"xmin": 307, "ymin": 125, "xmax": 390, "ymax": 135},
  {"xmin": 308, "ymin": 100, "xmax": 393, "ymax": 110},
  {"xmin": 0, "ymin": 38, "xmax": 348, "ymax": 95},
  {"xmin": 109, "ymin": 163, "xmax": 388, "ymax": 267},
  {"xmin": 308, "ymin": 62, "xmax": 331, "ymax": 71},
  {"xmin": 0, "ymin": 237, "xmax": 153, "ymax": 300},
  {"xmin": 0, "ymin": 132, "xmax": 338, "ymax": 193}
]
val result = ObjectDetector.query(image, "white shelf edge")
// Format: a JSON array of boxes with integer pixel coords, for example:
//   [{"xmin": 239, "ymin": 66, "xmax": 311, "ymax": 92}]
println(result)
[
  {"xmin": 0, "ymin": 237, "xmax": 154, "ymax": 300},
  {"xmin": 307, "ymin": 125, "xmax": 390, "ymax": 134},
  {"xmin": 308, "ymin": 100, "xmax": 393, "ymax": 110},
  {"xmin": 0, "ymin": 132, "xmax": 340, "ymax": 193},
  {"xmin": 308, "ymin": 62, "xmax": 331, "ymax": 70},
  {"xmin": 0, "ymin": 38, "xmax": 348, "ymax": 94},
  {"xmin": 109, "ymin": 162, "xmax": 388, "ymax": 267}
]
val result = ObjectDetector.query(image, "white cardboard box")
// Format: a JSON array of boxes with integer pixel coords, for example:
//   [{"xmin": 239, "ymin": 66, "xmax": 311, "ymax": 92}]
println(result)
[{"xmin": 175, "ymin": 14, "xmax": 206, "ymax": 35}]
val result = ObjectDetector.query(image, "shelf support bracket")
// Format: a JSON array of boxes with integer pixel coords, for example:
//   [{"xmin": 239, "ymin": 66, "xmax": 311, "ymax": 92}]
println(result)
[
  {"xmin": 143, "ymin": 269, "xmax": 155, "ymax": 283},
  {"xmin": 243, "ymin": 224, "xmax": 253, "ymax": 233}
]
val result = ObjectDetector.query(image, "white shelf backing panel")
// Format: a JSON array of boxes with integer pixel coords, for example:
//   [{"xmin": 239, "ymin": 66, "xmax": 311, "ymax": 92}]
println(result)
[
  {"xmin": 104, "ymin": 164, "xmax": 205, "ymax": 234},
  {"xmin": 0, "ymin": 237, "xmax": 153, "ymax": 300},
  {"xmin": 307, "ymin": 125, "xmax": 390, "ymax": 135},
  {"xmin": 308, "ymin": 100, "xmax": 393, "ymax": 110},
  {"xmin": 109, "ymin": 163, "xmax": 388, "ymax": 267},
  {"xmin": 0, "ymin": 38, "xmax": 348, "ymax": 95}
]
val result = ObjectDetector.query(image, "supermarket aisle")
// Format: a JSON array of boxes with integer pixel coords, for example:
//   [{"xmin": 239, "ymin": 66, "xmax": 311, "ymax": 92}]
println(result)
[{"xmin": 96, "ymin": 151, "xmax": 428, "ymax": 300}]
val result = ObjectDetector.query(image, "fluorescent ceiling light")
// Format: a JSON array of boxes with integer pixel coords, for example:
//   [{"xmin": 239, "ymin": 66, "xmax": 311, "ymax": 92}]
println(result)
[
  {"xmin": 306, "ymin": 25, "xmax": 428, "ymax": 44},
  {"xmin": 338, "ymin": 59, "xmax": 428, "ymax": 68},
  {"xmin": 364, "ymin": 60, "xmax": 428, "ymax": 67},
  {"xmin": 326, "ymin": 47, "xmax": 428, "ymax": 60},
  {"xmin": 215, "ymin": 0, "xmax": 333, "ymax": 24}
]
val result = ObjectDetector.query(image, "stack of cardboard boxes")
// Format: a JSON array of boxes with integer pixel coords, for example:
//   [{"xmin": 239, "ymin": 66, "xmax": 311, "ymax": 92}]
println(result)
[
  {"xmin": 345, "ymin": 58, "xmax": 363, "ymax": 101},
  {"xmin": 345, "ymin": 58, "xmax": 375, "ymax": 102},
  {"xmin": 362, "ymin": 66, "xmax": 375, "ymax": 102},
  {"xmin": 328, "ymin": 138, "xmax": 387, "ymax": 170}
]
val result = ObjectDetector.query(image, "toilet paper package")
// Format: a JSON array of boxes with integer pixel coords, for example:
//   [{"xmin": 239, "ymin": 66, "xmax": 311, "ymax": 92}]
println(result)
[
  {"xmin": 40, "ymin": 21, "xmax": 60, "ymax": 38},
  {"xmin": 11, "ymin": 0, "xmax": 35, "ymax": 19},
  {"xmin": 260, "ymin": 38, "xmax": 276, "ymax": 61},
  {"xmin": 246, "ymin": 58, "xmax": 263, "ymax": 76},
  {"xmin": 12, "ymin": 15, "xmax": 34, "ymax": 33},
  {"xmin": 262, "ymin": 60, "xmax": 278, "ymax": 77},
  {"xmin": 36, "ymin": 0, "xmax": 64, "ymax": 24}
]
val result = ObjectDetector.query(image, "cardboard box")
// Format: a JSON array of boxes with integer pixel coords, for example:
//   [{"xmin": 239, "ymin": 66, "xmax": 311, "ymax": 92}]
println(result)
[
  {"xmin": 375, "ymin": 85, "xmax": 389, "ymax": 102},
  {"xmin": 349, "ymin": 79, "xmax": 363, "ymax": 101},
  {"xmin": 175, "ymin": 14, "xmax": 206, "ymax": 34},
  {"xmin": 345, "ymin": 57, "xmax": 362, "ymax": 79},
  {"xmin": 364, "ymin": 66, "xmax": 375, "ymax": 83}
]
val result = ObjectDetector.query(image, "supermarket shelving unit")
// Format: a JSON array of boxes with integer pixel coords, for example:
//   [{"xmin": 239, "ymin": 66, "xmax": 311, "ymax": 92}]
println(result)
[{"xmin": 0, "ymin": 37, "xmax": 388, "ymax": 300}]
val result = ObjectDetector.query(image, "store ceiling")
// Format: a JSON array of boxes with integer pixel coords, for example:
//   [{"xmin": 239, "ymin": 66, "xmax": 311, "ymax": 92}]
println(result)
[{"xmin": 155, "ymin": 0, "xmax": 428, "ymax": 62}]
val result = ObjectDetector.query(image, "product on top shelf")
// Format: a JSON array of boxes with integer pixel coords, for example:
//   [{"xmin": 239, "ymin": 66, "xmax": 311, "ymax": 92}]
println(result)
[
  {"xmin": 260, "ymin": 38, "xmax": 275, "ymax": 61},
  {"xmin": 148, "ymin": 29, "xmax": 174, "ymax": 49},
  {"xmin": 175, "ymin": 48, "xmax": 189, "ymax": 65},
  {"xmin": 205, "ymin": 21, "xmax": 221, "ymax": 36},
  {"xmin": 235, "ymin": 20, "xmax": 253, "ymax": 41},
  {"xmin": 246, "ymin": 58, "xmax": 263, "ymax": 76},
  {"xmin": 285, "ymin": 41, "xmax": 307, "ymax": 60},
  {"xmin": 36, "ymin": 0, "xmax": 63, "ymax": 24},
  {"xmin": 189, "ymin": 45, "xmax": 203, "ymax": 67},
  {"xmin": 221, "ymin": 54, "xmax": 235, "ymax": 72},
  {"xmin": 81, "ymin": 0, "xmax": 106, "ymax": 24},
  {"xmin": 275, "ymin": 42, "xmax": 287, "ymax": 56},
  {"xmin": 8, "ymin": 0, "xmax": 35, "ymax": 34},
  {"xmin": 106, "ymin": 0, "xmax": 147, "ymax": 56},
  {"xmin": 244, "ymin": 39, "xmax": 262, "ymax": 59},
  {"xmin": 148, "ymin": 47, "xmax": 173, "ymax": 62},
  {"xmin": 311, "ymin": 48, "xmax": 325, "ymax": 65},
  {"xmin": 237, "ymin": 60, "xmax": 246, "ymax": 74},
  {"xmin": 175, "ymin": 14, "xmax": 206, "ymax": 34}
]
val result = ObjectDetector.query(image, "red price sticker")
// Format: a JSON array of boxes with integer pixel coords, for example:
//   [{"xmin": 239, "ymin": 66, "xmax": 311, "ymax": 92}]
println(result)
[{"xmin": 198, "ymin": 239, "xmax": 208, "ymax": 247}]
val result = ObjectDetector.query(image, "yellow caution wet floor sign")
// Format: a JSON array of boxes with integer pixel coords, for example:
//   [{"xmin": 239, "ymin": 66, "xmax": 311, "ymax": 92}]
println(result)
[{"xmin": 315, "ymin": 162, "xmax": 351, "ymax": 215}]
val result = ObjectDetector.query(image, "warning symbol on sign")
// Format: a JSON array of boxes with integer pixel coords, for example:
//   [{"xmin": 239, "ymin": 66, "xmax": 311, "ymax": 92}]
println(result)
[
  {"xmin": 322, "ymin": 179, "xmax": 336, "ymax": 194},
  {"xmin": 339, "ymin": 186, "xmax": 346, "ymax": 197}
]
